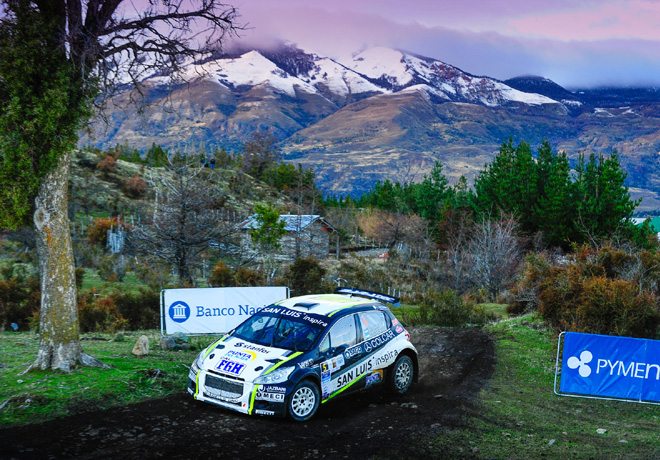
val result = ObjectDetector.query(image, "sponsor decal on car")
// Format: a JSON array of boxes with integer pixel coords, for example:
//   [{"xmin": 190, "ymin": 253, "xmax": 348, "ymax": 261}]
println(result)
[
  {"xmin": 298, "ymin": 358, "xmax": 314, "ymax": 368},
  {"xmin": 255, "ymin": 409, "xmax": 276, "ymax": 416},
  {"xmin": 261, "ymin": 306, "xmax": 329, "ymax": 328},
  {"xmin": 255, "ymin": 390, "xmax": 286, "ymax": 402},
  {"xmin": 337, "ymin": 359, "xmax": 373, "ymax": 388},
  {"xmin": 321, "ymin": 370, "xmax": 332, "ymax": 399},
  {"xmin": 216, "ymin": 359, "xmax": 246, "ymax": 376},
  {"xmin": 373, "ymin": 350, "xmax": 397, "ymax": 368},
  {"xmin": 225, "ymin": 350, "xmax": 257, "ymax": 361},
  {"xmin": 395, "ymin": 325, "xmax": 403, "ymax": 333},
  {"xmin": 344, "ymin": 344, "xmax": 362, "ymax": 360},
  {"xmin": 233, "ymin": 342, "xmax": 270, "ymax": 354},
  {"xmin": 364, "ymin": 329, "xmax": 395, "ymax": 353},
  {"xmin": 366, "ymin": 370, "xmax": 383, "ymax": 387},
  {"xmin": 322, "ymin": 355, "xmax": 345, "ymax": 373},
  {"xmin": 262, "ymin": 385, "xmax": 286, "ymax": 392}
]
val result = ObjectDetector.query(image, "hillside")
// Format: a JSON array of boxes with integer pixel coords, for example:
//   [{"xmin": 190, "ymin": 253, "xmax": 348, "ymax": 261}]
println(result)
[
  {"xmin": 67, "ymin": 148, "xmax": 300, "ymax": 237},
  {"xmin": 81, "ymin": 43, "xmax": 660, "ymax": 210}
]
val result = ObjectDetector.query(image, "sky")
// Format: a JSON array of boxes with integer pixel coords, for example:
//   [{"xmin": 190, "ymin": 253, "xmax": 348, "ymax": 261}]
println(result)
[{"xmin": 227, "ymin": 0, "xmax": 660, "ymax": 88}]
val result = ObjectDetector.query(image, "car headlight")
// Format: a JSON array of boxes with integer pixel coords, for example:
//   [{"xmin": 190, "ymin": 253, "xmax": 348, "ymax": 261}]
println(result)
[
  {"xmin": 253, "ymin": 366, "xmax": 295, "ymax": 385},
  {"xmin": 191, "ymin": 351, "xmax": 205, "ymax": 373}
]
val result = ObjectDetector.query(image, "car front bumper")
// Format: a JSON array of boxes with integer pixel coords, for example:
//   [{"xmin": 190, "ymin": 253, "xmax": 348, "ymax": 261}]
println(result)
[{"xmin": 188, "ymin": 368, "xmax": 288, "ymax": 417}]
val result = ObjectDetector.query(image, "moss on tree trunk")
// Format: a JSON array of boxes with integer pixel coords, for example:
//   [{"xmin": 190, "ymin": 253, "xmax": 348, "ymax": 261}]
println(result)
[{"xmin": 32, "ymin": 152, "xmax": 106, "ymax": 372}]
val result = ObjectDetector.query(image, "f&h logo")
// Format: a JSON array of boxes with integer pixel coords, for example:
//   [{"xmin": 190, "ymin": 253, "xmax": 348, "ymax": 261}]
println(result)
[
  {"xmin": 169, "ymin": 301, "xmax": 191, "ymax": 323},
  {"xmin": 567, "ymin": 350, "xmax": 593, "ymax": 377}
]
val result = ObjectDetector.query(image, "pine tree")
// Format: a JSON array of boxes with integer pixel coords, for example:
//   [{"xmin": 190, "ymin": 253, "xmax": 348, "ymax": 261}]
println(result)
[{"xmin": 533, "ymin": 140, "xmax": 572, "ymax": 246}]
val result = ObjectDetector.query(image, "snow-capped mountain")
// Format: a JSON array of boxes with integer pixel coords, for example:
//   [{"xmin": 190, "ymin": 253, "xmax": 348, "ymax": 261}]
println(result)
[
  {"xmin": 146, "ymin": 43, "xmax": 561, "ymax": 109},
  {"xmin": 347, "ymin": 47, "xmax": 557, "ymax": 107},
  {"xmin": 84, "ymin": 42, "xmax": 660, "ymax": 203}
]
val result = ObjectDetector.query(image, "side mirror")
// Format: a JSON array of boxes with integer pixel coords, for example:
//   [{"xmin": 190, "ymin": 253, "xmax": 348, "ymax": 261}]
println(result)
[{"xmin": 332, "ymin": 345, "xmax": 348, "ymax": 355}]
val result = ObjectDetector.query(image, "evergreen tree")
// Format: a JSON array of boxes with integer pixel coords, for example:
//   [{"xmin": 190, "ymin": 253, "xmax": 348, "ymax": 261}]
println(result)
[
  {"xmin": 533, "ymin": 140, "xmax": 572, "ymax": 246},
  {"xmin": 473, "ymin": 139, "xmax": 537, "ymax": 233},
  {"xmin": 414, "ymin": 161, "xmax": 451, "ymax": 222},
  {"xmin": 572, "ymin": 152, "xmax": 639, "ymax": 242},
  {"xmin": 145, "ymin": 143, "xmax": 168, "ymax": 167}
]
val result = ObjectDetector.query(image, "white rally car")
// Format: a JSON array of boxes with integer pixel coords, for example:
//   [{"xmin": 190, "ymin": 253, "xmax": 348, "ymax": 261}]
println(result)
[{"xmin": 188, "ymin": 288, "xmax": 418, "ymax": 421}]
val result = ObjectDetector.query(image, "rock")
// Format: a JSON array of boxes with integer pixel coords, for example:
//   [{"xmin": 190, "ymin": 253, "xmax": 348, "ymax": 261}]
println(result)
[
  {"xmin": 172, "ymin": 332, "xmax": 189, "ymax": 344},
  {"xmin": 548, "ymin": 439, "xmax": 556, "ymax": 446},
  {"xmin": 160, "ymin": 336, "xmax": 175, "ymax": 351},
  {"xmin": 597, "ymin": 429, "xmax": 607, "ymax": 435},
  {"xmin": 132, "ymin": 335, "xmax": 150, "ymax": 357}
]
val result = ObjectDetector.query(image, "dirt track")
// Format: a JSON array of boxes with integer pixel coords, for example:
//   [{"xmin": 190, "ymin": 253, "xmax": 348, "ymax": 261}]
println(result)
[{"xmin": 0, "ymin": 327, "xmax": 494, "ymax": 460}]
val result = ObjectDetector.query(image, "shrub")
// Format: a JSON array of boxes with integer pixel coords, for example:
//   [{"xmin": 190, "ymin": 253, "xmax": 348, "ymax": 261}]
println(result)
[
  {"xmin": 209, "ymin": 260, "xmax": 235, "ymax": 287},
  {"xmin": 403, "ymin": 287, "xmax": 495, "ymax": 327},
  {"xmin": 96, "ymin": 154, "xmax": 118, "ymax": 174},
  {"xmin": 0, "ymin": 275, "xmax": 40, "ymax": 331},
  {"xmin": 534, "ymin": 245, "xmax": 660, "ymax": 338},
  {"xmin": 284, "ymin": 257, "xmax": 327, "ymax": 296},
  {"xmin": 111, "ymin": 288, "xmax": 160, "ymax": 330},
  {"xmin": 78, "ymin": 290, "xmax": 128, "ymax": 333},
  {"xmin": 122, "ymin": 174, "xmax": 148, "ymax": 198},
  {"xmin": 134, "ymin": 262, "xmax": 171, "ymax": 291},
  {"xmin": 97, "ymin": 255, "xmax": 126, "ymax": 282},
  {"xmin": 508, "ymin": 252, "xmax": 553, "ymax": 315},
  {"xmin": 88, "ymin": 217, "xmax": 126, "ymax": 247},
  {"xmin": 235, "ymin": 266, "xmax": 265, "ymax": 286}
]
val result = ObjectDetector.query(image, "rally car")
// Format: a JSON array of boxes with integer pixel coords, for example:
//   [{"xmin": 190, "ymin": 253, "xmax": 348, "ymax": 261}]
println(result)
[{"xmin": 187, "ymin": 287, "xmax": 418, "ymax": 421}]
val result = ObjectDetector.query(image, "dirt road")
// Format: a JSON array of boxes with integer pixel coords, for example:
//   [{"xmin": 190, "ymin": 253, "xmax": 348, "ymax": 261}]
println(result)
[{"xmin": 0, "ymin": 327, "xmax": 494, "ymax": 460}]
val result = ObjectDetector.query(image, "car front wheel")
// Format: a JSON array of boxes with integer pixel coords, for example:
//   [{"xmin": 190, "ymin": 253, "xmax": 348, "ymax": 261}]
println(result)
[
  {"xmin": 388, "ymin": 354, "xmax": 414, "ymax": 394},
  {"xmin": 287, "ymin": 380, "xmax": 320, "ymax": 422}
]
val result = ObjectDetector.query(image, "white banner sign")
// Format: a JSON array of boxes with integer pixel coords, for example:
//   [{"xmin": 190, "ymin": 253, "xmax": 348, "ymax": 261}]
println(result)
[{"xmin": 161, "ymin": 286, "xmax": 289, "ymax": 335}]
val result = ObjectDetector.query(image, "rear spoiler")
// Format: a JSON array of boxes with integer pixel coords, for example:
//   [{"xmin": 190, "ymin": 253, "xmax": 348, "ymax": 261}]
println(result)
[{"xmin": 334, "ymin": 287, "xmax": 401, "ymax": 307}]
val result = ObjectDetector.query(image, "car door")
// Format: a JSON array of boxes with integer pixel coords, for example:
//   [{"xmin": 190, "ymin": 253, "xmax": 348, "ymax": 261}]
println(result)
[
  {"xmin": 356, "ymin": 310, "xmax": 391, "ymax": 388},
  {"xmin": 318, "ymin": 314, "xmax": 359, "ymax": 400}
]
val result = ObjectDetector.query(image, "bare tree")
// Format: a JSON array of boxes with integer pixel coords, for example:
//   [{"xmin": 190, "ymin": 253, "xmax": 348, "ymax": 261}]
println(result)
[
  {"xmin": 241, "ymin": 131, "xmax": 281, "ymax": 179},
  {"xmin": 443, "ymin": 210, "xmax": 473, "ymax": 292},
  {"xmin": 130, "ymin": 158, "xmax": 237, "ymax": 286},
  {"xmin": 467, "ymin": 214, "xmax": 522, "ymax": 301}
]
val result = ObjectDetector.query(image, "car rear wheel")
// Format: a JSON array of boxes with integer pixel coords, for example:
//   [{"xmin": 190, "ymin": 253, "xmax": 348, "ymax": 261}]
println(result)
[
  {"xmin": 287, "ymin": 380, "xmax": 320, "ymax": 422},
  {"xmin": 388, "ymin": 354, "xmax": 414, "ymax": 394}
]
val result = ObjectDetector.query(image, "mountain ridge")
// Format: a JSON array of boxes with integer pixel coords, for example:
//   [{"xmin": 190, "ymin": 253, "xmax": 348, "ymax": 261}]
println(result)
[{"xmin": 82, "ymin": 42, "xmax": 660, "ymax": 210}]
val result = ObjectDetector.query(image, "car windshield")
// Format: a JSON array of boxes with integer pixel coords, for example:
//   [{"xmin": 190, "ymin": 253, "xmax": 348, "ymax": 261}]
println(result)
[{"xmin": 232, "ymin": 306, "xmax": 327, "ymax": 352}]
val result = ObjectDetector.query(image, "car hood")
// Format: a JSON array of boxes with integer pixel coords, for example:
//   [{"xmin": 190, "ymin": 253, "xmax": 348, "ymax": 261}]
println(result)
[{"xmin": 200, "ymin": 335, "xmax": 298, "ymax": 382}]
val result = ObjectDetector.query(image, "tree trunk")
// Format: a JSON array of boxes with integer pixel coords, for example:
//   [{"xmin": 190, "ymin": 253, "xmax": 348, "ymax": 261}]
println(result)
[{"xmin": 32, "ymin": 151, "xmax": 106, "ymax": 371}]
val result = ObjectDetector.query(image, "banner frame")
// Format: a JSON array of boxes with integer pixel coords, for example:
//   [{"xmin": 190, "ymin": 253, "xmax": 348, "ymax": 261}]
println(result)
[{"xmin": 554, "ymin": 331, "xmax": 660, "ymax": 406}]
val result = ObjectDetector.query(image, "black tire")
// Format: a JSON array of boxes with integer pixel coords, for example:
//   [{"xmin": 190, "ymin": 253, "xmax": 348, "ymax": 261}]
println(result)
[
  {"xmin": 287, "ymin": 380, "xmax": 320, "ymax": 422},
  {"xmin": 387, "ymin": 354, "xmax": 414, "ymax": 394}
]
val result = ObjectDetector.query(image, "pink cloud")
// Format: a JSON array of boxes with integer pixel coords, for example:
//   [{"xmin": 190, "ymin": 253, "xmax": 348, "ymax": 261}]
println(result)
[{"xmin": 506, "ymin": 1, "xmax": 660, "ymax": 40}]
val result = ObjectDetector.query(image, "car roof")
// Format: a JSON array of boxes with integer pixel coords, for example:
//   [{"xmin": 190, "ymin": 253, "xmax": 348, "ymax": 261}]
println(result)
[{"xmin": 275, "ymin": 293, "xmax": 382, "ymax": 318}]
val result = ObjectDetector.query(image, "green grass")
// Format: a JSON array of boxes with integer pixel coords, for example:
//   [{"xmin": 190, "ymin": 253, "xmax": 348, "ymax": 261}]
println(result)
[
  {"xmin": 0, "ymin": 330, "xmax": 217, "ymax": 428},
  {"xmin": 80, "ymin": 269, "xmax": 144, "ymax": 293},
  {"xmin": 477, "ymin": 303, "xmax": 509, "ymax": 319},
  {"xmin": 429, "ymin": 314, "xmax": 660, "ymax": 459}
]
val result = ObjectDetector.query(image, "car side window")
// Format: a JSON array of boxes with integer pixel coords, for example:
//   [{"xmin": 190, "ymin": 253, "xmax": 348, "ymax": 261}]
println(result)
[
  {"xmin": 319, "ymin": 335, "xmax": 330, "ymax": 354},
  {"xmin": 359, "ymin": 311, "xmax": 388, "ymax": 340},
  {"xmin": 328, "ymin": 315, "xmax": 357, "ymax": 350}
]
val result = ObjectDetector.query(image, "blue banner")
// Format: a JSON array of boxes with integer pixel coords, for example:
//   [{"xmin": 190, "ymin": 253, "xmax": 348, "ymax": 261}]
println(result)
[{"xmin": 560, "ymin": 332, "xmax": 660, "ymax": 402}]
